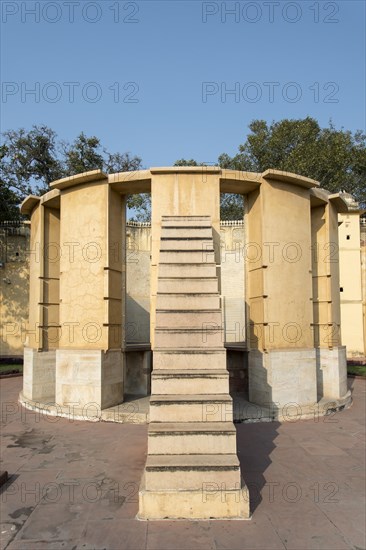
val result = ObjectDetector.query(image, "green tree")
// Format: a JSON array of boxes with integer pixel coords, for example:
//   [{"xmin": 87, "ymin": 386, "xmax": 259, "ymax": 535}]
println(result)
[
  {"xmin": 104, "ymin": 151, "xmax": 142, "ymax": 173},
  {"xmin": 219, "ymin": 118, "xmax": 366, "ymax": 206},
  {"xmin": 126, "ymin": 193, "xmax": 151, "ymax": 222},
  {"xmin": 1, "ymin": 126, "xmax": 64, "ymax": 201},
  {"xmin": 63, "ymin": 134, "xmax": 144, "ymax": 178},
  {"xmin": 0, "ymin": 181, "xmax": 21, "ymax": 222},
  {"xmin": 220, "ymin": 193, "xmax": 244, "ymax": 221},
  {"xmin": 63, "ymin": 132, "xmax": 104, "ymax": 175},
  {"xmin": 1, "ymin": 127, "xmax": 143, "ymax": 221},
  {"xmin": 174, "ymin": 159, "xmax": 200, "ymax": 166}
]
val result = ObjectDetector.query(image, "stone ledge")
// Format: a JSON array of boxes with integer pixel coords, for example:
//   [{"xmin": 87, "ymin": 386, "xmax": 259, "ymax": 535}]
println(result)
[
  {"xmin": 19, "ymin": 390, "xmax": 352, "ymax": 425},
  {"xmin": 18, "ymin": 391, "xmax": 148, "ymax": 424},
  {"xmin": 234, "ymin": 390, "xmax": 353, "ymax": 423}
]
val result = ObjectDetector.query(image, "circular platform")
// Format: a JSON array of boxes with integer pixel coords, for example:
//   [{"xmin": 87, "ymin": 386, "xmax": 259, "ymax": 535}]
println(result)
[{"xmin": 18, "ymin": 390, "xmax": 352, "ymax": 424}]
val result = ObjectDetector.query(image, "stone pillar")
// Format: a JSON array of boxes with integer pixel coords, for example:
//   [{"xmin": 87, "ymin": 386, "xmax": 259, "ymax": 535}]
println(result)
[
  {"xmin": 55, "ymin": 180, "xmax": 125, "ymax": 410},
  {"xmin": 22, "ymin": 199, "xmax": 59, "ymax": 402},
  {"xmin": 339, "ymin": 205, "xmax": 365, "ymax": 357},
  {"xmin": 150, "ymin": 167, "xmax": 221, "ymax": 347},
  {"xmin": 311, "ymin": 200, "xmax": 347, "ymax": 399},
  {"xmin": 26, "ymin": 200, "xmax": 42, "ymax": 351},
  {"xmin": 42, "ymin": 206, "xmax": 60, "ymax": 351},
  {"xmin": 247, "ymin": 177, "xmax": 317, "ymax": 409}
]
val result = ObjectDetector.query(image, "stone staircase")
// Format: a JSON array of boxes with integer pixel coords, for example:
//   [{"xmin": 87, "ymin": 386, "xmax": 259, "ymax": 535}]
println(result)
[{"xmin": 138, "ymin": 216, "xmax": 249, "ymax": 519}]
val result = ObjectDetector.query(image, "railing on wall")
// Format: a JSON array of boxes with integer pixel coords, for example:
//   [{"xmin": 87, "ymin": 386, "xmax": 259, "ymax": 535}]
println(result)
[
  {"xmin": 126, "ymin": 221, "xmax": 152, "ymax": 227},
  {"xmin": 0, "ymin": 221, "xmax": 30, "ymax": 233},
  {"xmin": 126, "ymin": 220, "xmax": 245, "ymax": 227},
  {"xmin": 0, "ymin": 220, "xmax": 23, "ymax": 227},
  {"xmin": 220, "ymin": 220, "xmax": 244, "ymax": 226},
  {"xmin": 0, "ymin": 220, "xmax": 246, "ymax": 229},
  {"xmin": 0, "ymin": 220, "xmax": 29, "ymax": 231}
]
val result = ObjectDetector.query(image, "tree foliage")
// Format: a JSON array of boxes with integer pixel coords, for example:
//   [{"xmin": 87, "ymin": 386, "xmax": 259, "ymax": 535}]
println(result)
[
  {"xmin": 219, "ymin": 118, "xmax": 366, "ymax": 206},
  {"xmin": 174, "ymin": 159, "xmax": 200, "ymax": 166},
  {"xmin": 0, "ymin": 126, "xmax": 142, "ymax": 220},
  {"xmin": 0, "ymin": 181, "xmax": 21, "ymax": 222},
  {"xmin": 176, "ymin": 118, "xmax": 366, "ymax": 218},
  {"xmin": 1, "ymin": 126, "xmax": 64, "ymax": 200},
  {"xmin": 2, "ymin": 119, "xmax": 364, "ymax": 223},
  {"xmin": 105, "ymin": 151, "xmax": 142, "ymax": 174},
  {"xmin": 63, "ymin": 132, "xmax": 104, "ymax": 175},
  {"xmin": 220, "ymin": 193, "xmax": 244, "ymax": 221},
  {"xmin": 126, "ymin": 193, "xmax": 151, "ymax": 223}
]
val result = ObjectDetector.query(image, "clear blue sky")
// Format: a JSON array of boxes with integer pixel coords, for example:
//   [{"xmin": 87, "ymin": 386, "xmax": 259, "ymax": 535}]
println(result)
[{"xmin": 1, "ymin": 0, "xmax": 365, "ymax": 167}]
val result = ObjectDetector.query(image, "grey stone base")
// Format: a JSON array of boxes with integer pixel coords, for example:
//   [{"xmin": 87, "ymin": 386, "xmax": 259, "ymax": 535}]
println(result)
[{"xmin": 23, "ymin": 348, "xmax": 56, "ymax": 401}]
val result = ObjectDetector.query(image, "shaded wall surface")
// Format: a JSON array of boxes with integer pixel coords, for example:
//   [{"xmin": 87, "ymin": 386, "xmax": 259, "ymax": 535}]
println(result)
[
  {"xmin": 125, "ymin": 221, "xmax": 246, "ymax": 346},
  {"xmin": 126, "ymin": 223, "xmax": 151, "ymax": 344}
]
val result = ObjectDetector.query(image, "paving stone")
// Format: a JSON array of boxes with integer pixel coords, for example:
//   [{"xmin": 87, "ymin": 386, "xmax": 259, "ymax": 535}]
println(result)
[{"xmin": 1, "ymin": 377, "xmax": 365, "ymax": 550}]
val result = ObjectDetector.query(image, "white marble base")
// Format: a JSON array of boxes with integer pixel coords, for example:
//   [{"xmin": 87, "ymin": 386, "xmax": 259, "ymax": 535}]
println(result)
[
  {"xmin": 23, "ymin": 347, "xmax": 56, "ymax": 401},
  {"xmin": 316, "ymin": 346, "xmax": 348, "ymax": 399},
  {"xmin": 248, "ymin": 348, "xmax": 318, "ymax": 408},
  {"xmin": 55, "ymin": 349, "xmax": 124, "ymax": 409}
]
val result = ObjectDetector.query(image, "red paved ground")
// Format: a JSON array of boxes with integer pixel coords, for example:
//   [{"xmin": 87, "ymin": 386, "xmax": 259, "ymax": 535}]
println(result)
[{"xmin": 1, "ymin": 377, "xmax": 365, "ymax": 550}]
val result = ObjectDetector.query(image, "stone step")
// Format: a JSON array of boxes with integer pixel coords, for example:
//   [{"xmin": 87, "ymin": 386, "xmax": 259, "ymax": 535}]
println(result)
[
  {"xmin": 151, "ymin": 369, "xmax": 229, "ymax": 394},
  {"xmin": 161, "ymin": 227, "xmax": 212, "ymax": 239},
  {"xmin": 138, "ymin": 482, "xmax": 249, "ymax": 520},
  {"xmin": 148, "ymin": 422, "xmax": 237, "ymax": 455},
  {"xmin": 160, "ymin": 238, "xmax": 214, "ymax": 251},
  {"xmin": 159, "ymin": 250, "xmax": 215, "ymax": 264},
  {"xmin": 157, "ymin": 293, "xmax": 220, "ymax": 310},
  {"xmin": 156, "ymin": 309, "xmax": 222, "ymax": 328},
  {"xmin": 139, "ymin": 215, "xmax": 248, "ymax": 520},
  {"xmin": 152, "ymin": 349, "xmax": 227, "ymax": 370},
  {"xmin": 149, "ymin": 394, "xmax": 233, "ymax": 422},
  {"xmin": 158, "ymin": 263, "xmax": 217, "ymax": 278},
  {"xmin": 144, "ymin": 454, "xmax": 240, "ymax": 491},
  {"xmin": 158, "ymin": 277, "xmax": 218, "ymax": 293},
  {"xmin": 154, "ymin": 328, "xmax": 224, "ymax": 349}
]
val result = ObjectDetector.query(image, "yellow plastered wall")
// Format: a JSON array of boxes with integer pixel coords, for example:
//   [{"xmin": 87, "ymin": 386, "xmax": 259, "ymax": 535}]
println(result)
[
  {"xmin": 57, "ymin": 183, "xmax": 124, "ymax": 351},
  {"xmin": 247, "ymin": 180, "xmax": 313, "ymax": 350},
  {"xmin": 339, "ymin": 212, "xmax": 364, "ymax": 356},
  {"xmin": 311, "ymin": 203, "xmax": 342, "ymax": 349},
  {"xmin": 28, "ymin": 205, "xmax": 43, "ymax": 349},
  {"xmin": 0, "ymin": 224, "xmax": 30, "ymax": 355}
]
